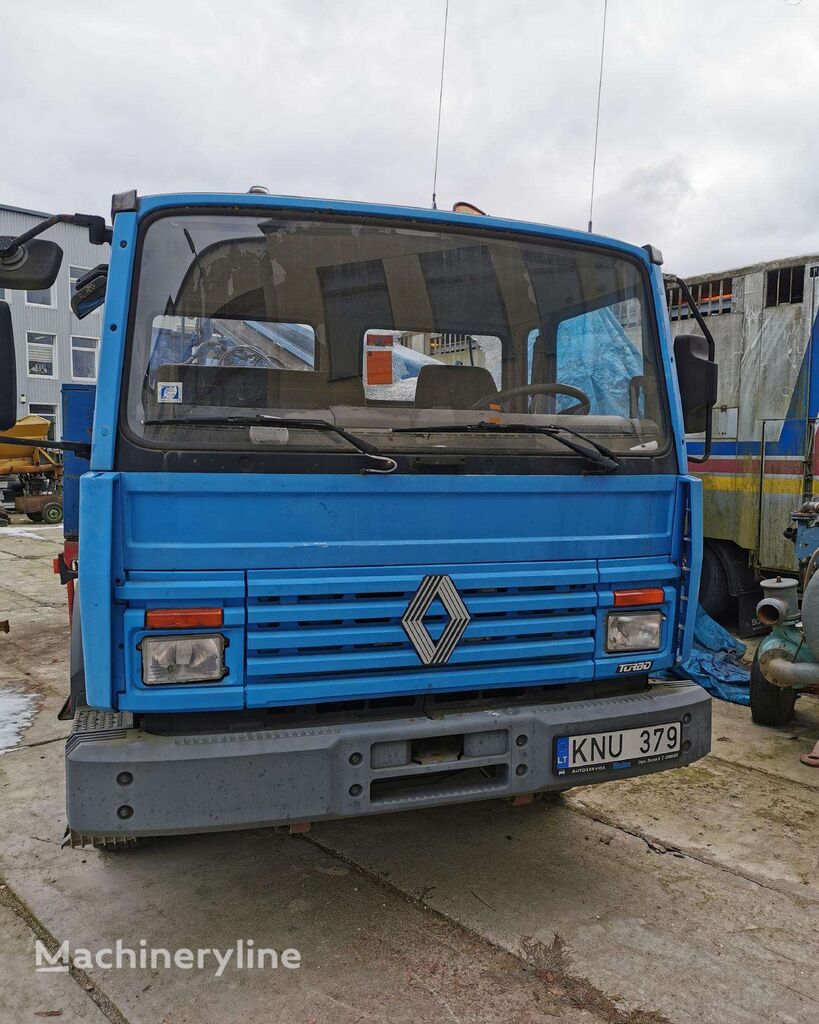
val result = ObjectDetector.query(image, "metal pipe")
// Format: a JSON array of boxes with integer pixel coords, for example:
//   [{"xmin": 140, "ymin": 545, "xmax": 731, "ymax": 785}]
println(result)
[
  {"xmin": 756, "ymin": 597, "xmax": 792, "ymax": 626},
  {"xmin": 765, "ymin": 656, "xmax": 819, "ymax": 689}
]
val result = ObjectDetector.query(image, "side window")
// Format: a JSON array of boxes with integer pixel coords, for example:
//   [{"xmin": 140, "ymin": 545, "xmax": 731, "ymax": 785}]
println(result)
[
  {"xmin": 363, "ymin": 330, "xmax": 502, "ymax": 401},
  {"xmin": 529, "ymin": 299, "xmax": 644, "ymax": 417},
  {"xmin": 148, "ymin": 316, "xmax": 315, "ymax": 378}
]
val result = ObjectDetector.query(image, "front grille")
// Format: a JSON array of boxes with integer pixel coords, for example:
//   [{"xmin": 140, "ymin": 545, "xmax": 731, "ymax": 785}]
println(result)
[{"xmin": 246, "ymin": 561, "xmax": 597, "ymax": 697}]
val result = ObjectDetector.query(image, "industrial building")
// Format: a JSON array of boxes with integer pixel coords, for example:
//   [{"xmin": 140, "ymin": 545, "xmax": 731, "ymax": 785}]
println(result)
[{"xmin": 0, "ymin": 203, "xmax": 107, "ymax": 438}]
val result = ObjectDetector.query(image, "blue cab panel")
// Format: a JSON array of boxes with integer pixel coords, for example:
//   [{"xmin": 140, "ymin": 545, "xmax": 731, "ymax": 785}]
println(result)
[
  {"xmin": 61, "ymin": 383, "xmax": 95, "ymax": 540},
  {"xmin": 79, "ymin": 470, "xmax": 701, "ymax": 711}
]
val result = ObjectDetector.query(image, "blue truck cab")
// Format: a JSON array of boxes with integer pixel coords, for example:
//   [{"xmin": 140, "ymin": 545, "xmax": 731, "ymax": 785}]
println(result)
[{"xmin": 0, "ymin": 192, "xmax": 717, "ymax": 845}]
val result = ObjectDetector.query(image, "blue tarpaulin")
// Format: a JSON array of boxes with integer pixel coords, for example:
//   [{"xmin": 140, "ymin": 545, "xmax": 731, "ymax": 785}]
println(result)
[
  {"xmin": 673, "ymin": 606, "xmax": 751, "ymax": 705},
  {"xmin": 527, "ymin": 307, "xmax": 643, "ymax": 417}
]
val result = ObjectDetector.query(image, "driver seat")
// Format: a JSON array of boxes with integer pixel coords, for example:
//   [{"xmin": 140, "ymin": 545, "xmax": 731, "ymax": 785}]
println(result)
[{"xmin": 414, "ymin": 365, "xmax": 498, "ymax": 409}]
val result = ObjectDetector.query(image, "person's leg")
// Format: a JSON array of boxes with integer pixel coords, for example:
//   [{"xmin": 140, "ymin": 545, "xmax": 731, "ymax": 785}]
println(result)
[{"xmin": 799, "ymin": 737, "xmax": 819, "ymax": 767}]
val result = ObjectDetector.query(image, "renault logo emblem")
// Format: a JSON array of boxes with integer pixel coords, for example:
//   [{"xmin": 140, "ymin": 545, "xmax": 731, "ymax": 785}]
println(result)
[{"xmin": 401, "ymin": 575, "xmax": 471, "ymax": 666}]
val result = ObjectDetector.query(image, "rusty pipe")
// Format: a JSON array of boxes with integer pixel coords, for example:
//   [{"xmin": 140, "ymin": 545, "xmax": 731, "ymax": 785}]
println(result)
[{"xmin": 765, "ymin": 656, "xmax": 819, "ymax": 689}]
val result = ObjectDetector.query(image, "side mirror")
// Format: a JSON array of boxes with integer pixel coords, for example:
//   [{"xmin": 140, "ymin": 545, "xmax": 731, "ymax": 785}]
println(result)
[
  {"xmin": 0, "ymin": 237, "xmax": 63, "ymax": 291},
  {"xmin": 71, "ymin": 264, "xmax": 108, "ymax": 319},
  {"xmin": 0, "ymin": 302, "xmax": 18, "ymax": 430},
  {"xmin": 674, "ymin": 333, "xmax": 717, "ymax": 434}
]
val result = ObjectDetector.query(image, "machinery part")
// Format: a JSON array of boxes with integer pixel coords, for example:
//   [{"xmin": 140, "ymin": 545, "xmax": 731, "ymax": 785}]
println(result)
[
  {"xmin": 756, "ymin": 577, "xmax": 799, "ymax": 626},
  {"xmin": 62, "ymin": 828, "xmax": 141, "ymax": 852},
  {"xmin": 40, "ymin": 499, "xmax": 63, "ymax": 524},
  {"xmin": 65, "ymin": 684, "xmax": 711, "ymax": 838},
  {"xmin": 58, "ymin": 599, "xmax": 86, "ymax": 721},
  {"xmin": 699, "ymin": 541, "xmax": 732, "ymax": 621},
  {"xmin": 764, "ymin": 656, "xmax": 819, "ymax": 688},
  {"xmin": 799, "ymin": 568, "xmax": 819, "ymax": 661},
  {"xmin": 750, "ymin": 651, "xmax": 797, "ymax": 726}
]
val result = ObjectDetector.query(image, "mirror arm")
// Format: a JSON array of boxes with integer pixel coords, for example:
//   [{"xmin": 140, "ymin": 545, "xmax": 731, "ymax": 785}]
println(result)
[
  {"xmin": 0, "ymin": 214, "xmax": 112, "ymax": 260},
  {"xmin": 665, "ymin": 274, "xmax": 714, "ymax": 464},
  {"xmin": 0, "ymin": 434, "xmax": 91, "ymax": 459}
]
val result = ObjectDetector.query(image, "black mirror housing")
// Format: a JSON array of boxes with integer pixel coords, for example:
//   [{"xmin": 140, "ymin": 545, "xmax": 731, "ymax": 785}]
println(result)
[
  {"xmin": 0, "ymin": 238, "xmax": 63, "ymax": 291},
  {"xmin": 674, "ymin": 333, "xmax": 718, "ymax": 433},
  {"xmin": 0, "ymin": 302, "xmax": 18, "ymax": 430},
  {"xmin": 71, "ymin": 264, "xmax": 108, "ymax": 319}
]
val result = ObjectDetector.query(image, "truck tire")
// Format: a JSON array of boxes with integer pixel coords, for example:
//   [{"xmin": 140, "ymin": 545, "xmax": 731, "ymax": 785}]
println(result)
[
  {"xmin": 26, "ymin": 512, "xmax": 43, "ymax": 523},
  {"xmin": 699, "ymin": 542, "xmax": 732, "ymax": 622},
  {"xmin": 41, "ymin": 500, "xmax": 63, "ymax": 525},
  {"xmin": 750, "ymin": 650, "xmax": 797, "ymax": 726}
]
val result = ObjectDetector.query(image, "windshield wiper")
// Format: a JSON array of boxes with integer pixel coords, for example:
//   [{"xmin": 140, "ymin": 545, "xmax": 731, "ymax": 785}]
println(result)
[
  {"xmin": 392, "ymin": 421, "xmax": 620, "ymax": 473},
  {"xmin": 144, "ymin": 414, "xmax": 398, "ymax": 474}
]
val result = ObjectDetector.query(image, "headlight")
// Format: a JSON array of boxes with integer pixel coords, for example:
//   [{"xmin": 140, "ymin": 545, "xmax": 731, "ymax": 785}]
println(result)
[
  {"xmin": 605, "ymin": 611, "xmax": 663, "ymax": 653},
  {"xmin": 140, "ymin": 634, "xmax": 227, "ymax": 685}
]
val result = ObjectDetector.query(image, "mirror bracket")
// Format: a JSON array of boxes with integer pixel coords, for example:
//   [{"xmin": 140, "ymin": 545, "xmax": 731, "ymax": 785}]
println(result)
[
  {"xmin": 665, "ymin": 275, "xmax": 717, "ymax": 464},
  {"xmin": 0, "ymin": 213, "xmax": 112, "ymax": 262}
]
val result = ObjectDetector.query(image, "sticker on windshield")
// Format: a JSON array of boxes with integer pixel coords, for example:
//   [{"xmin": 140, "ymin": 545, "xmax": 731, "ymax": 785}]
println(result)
[{"xmin": 157, "ymin": 382, "xmax": 182, "ymax": 403}]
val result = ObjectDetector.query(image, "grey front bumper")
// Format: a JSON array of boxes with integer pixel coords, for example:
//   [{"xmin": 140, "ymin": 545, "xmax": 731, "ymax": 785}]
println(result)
[{"xmin": 66, "ymin": 682, "xmax": 711, "ymax": 838}]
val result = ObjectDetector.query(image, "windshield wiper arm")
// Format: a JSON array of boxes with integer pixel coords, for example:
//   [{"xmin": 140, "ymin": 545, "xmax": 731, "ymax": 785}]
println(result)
[
  {"xmin": 144, "ymin": 414, "xmax": 398, "ymax": 474},
  {"xmin": 392, "ymin": 421, "xmax": 619, "ymax": 473}
]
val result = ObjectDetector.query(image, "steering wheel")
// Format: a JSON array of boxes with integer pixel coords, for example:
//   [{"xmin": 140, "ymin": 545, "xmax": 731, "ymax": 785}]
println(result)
[
  {"xmin": 217, "ymin": 344, "xmax": 276, "ymax": 368},
  {"xmin": 470, "ymin": 382, "xmax": 592, "ymax": 416}
]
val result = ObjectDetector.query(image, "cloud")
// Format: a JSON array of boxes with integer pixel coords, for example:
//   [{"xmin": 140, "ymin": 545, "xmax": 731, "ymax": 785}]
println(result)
[{"xmin": 1, "ymin": 0, "xmax": 818, "ymax": 274}]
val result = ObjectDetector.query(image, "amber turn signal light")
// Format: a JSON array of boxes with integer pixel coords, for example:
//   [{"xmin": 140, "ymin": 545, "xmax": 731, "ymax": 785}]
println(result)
[
  {"xmin": 145, "ymin": 607, "xmax": 223, "ymax": 629},
  {"xmin": 613, "ymin": 588, "xmax": 664, "ymax": 608}
]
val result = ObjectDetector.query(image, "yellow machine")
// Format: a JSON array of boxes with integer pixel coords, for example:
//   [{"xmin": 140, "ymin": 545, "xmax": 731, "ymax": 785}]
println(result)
[
  {"xmin": 0, "ymin": 415, "xmax": 61, "ymax": 478},
  {"xmin": 0, "ymin": 415, "xmax": 63, "ymax": 524}
]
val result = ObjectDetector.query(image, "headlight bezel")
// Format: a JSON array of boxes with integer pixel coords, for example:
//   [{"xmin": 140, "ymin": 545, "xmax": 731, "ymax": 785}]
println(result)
[
  {"xmin": 139, "ymin": 632, "xmax": 228, "ymax": 686},
  {"xmin": 604, "ymin": 610, "xmax": 664, "ymax": 654}
]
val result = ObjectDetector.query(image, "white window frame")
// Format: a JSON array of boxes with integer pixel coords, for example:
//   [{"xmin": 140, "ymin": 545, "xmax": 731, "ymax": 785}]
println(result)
[
  {"xmin": 26, "ymin": 331, "xmax": 58, "ymax": 379},
  {"xmin": 70, "ymin": 335, "xmax": 98, "ymax": 382},
  {"xmin": 25, "ymin": 285, "xmax": 56, "ymax": 309}
]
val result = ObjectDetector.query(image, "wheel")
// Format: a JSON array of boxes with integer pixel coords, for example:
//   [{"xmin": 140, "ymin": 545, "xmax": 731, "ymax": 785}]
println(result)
[
  {"xmin": 699, "ymin": 542, "xmax": 732, "ymax": 622},
  {"xmin": 750, "ymin": 651, "xmax": 797, "ymax": 726},
  {"xmin": 25, "ymin": 512, "xmax": 43, "ymax": 523},
  {"xmin": 41, "ymin": 500, "xmax": 63, "ymax": 525}
]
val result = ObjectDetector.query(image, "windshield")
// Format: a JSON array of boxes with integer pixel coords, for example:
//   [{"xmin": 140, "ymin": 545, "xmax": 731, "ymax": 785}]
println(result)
[{"xmin": 124, "ymin": 212, "xmax": 668, "ymax": 459}]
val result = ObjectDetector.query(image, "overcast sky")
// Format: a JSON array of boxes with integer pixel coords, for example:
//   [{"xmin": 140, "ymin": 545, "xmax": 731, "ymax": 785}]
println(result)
[{"xmin": 3, "ymin": 0, "xmax": 818, "ymax": 274}]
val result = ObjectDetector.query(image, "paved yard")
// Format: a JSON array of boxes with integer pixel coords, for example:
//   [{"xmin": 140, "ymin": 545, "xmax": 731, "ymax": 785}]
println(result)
[{"xmin": 1, "ymin": 520, "xmax": 817, "ymax": 1024}]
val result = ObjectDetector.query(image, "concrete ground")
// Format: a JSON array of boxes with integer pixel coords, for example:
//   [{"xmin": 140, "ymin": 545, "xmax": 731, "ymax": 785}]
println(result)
[{"xmin": 0, "ymin": 519, "xmax": 817, "ymax": 1024}]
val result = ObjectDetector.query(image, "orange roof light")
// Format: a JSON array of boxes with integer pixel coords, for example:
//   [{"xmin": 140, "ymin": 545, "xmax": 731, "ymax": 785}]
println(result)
[
  {"xmin": 145, "ymin": 608, "xmax": 223, "ymax": 629},
  {"xmin": 613, "ymin": 588, "xmax": 664, "ymax": 608}
]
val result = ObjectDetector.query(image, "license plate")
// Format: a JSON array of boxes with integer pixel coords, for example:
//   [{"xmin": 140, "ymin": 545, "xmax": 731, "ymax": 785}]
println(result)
[{"xmin": 554, "ymin": 722, "xmax": 681, "ymax": 776}]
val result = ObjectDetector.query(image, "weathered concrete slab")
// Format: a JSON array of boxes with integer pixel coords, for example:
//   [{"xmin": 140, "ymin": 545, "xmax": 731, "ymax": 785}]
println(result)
[
  {"xmin": 570, "ymin": 704, "xmax": 819, "ymax": 897},
  {"xmin": 313, "ymin": 794, "xmax": 817, "ymax": 1024},
  {"xmin": 708, "ymin": 696, "xmax": 819, "ymax": 788},
  {"xmin": 0, "ymin": 900, "xmax": 110, "ymax": 1023},
  {"xmin": 0, "ymin": 742, "xmax": 597, "ymax": 1024}
]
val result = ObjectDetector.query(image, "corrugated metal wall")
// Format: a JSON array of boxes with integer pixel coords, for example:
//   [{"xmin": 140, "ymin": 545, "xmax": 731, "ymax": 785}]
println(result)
[{"xmin": 0, "ymin": 205, "xmax": 108, "ymax": 437}]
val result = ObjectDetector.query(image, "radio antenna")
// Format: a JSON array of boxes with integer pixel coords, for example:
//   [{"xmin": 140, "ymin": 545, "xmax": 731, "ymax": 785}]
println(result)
[
  {"xmin": 431, "ymin": 0, "xmax": 450, "ymax": 210},
  {"xmin": 588, "ymin": 0, "xmax": 609, "ymax": 233}
]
